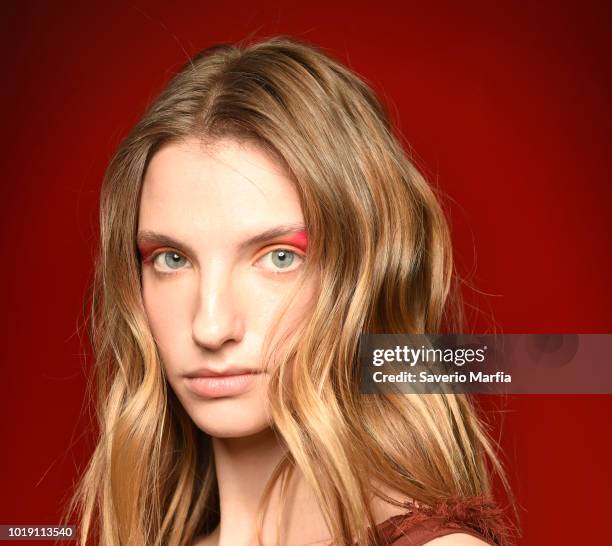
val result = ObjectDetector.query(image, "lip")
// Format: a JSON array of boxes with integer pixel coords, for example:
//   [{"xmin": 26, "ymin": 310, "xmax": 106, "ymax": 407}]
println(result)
[
  {"xmin": 184, "ymin": 367, "xmax": 263, "ymax": 398},
  {"xmin": 184, "ymin": 366, "xmax": 261, "ymax": 378}
]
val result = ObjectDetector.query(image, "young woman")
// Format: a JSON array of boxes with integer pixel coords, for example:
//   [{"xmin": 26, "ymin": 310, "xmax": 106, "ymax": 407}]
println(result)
[{"xmin": 64, "ymin": 36, "xmax": 516, "ymax": 545}]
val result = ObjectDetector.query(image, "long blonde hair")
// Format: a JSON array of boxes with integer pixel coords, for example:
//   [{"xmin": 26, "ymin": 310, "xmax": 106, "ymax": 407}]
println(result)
[{"xmin": 63, "ymin": 35, "xmax": 514, "ymax": 545}]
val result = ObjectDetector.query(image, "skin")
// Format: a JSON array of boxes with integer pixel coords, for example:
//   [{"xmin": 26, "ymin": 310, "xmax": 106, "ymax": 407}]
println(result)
[
  {"xmin": 137, "ymin": 137, "xmax": 487, "ymax": 546},
  {"xmin": 138, "ymin": 136, "xmax": 313, "ymax": 440}
]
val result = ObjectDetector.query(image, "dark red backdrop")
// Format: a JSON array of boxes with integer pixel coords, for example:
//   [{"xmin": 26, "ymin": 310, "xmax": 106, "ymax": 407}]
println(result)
[{"xmin": 1, "ymin": 1, "xmax": 610, "ymax": 544}]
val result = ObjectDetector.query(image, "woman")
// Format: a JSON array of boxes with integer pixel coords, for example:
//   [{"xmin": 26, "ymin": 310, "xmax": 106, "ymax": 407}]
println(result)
[{"xmin": 64, "ymin": 36, "xmax": 516, "ymax": 545}]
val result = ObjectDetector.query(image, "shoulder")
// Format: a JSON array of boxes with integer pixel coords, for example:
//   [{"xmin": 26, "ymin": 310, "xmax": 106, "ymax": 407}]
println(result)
[
  {"xmin": 383, "ymin": 516, "xmax": 497, "ymax": 546},
  {"xmin": 375, "ymin": 495, "xmax": 510, "ymax": 546},
  {"xmin": 420, "ymin": 533, "xmax": 492, "ymax": 545},
  {"xmin": 391, "ymin": 533, "xmax": 492, "ymax": 545}
]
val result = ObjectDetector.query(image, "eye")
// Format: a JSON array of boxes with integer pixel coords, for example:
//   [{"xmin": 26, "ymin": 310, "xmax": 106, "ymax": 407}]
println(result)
[
  {"xmin": 255, "ymin": 248, "xmax": 304, "ymax": 273},
  {"xmin": 152, "ymin": 251, "xmax": 192, "ymax": 273}
]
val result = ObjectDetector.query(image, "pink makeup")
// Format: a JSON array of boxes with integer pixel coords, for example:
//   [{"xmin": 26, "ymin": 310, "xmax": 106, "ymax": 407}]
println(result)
[
  {"xmin": 136, "ymin": 228, "xmax": 308, "ymax": 263},
  {"xmin": 136, "ymin": 243, "xmax": 157, "ymax": 263},
  {"xmin": 283, "ymin": 229, "xmax": 308, "ymax": 252}
]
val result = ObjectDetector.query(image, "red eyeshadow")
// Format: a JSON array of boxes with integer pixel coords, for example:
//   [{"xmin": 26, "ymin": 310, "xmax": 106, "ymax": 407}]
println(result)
[
  {"xmin": 285, "ymin": 230, "xmax": 308, "ymax": 252},
  {"xmin": 136, "ymin": 242, "xmax": 157, "ymax": 262}
]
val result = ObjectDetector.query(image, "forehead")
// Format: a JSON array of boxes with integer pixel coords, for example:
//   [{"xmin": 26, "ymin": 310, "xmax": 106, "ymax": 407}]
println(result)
[{"xmin": 138, "ymin": 137, "xmax": 303, "ymax": 237}]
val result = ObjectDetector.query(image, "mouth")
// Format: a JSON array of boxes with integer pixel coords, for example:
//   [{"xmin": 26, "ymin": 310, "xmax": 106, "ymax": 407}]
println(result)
[
  {"xmin": 183, "ymin": 368, "xmax": 263, "ymax": 398},
  {"xmin": 184, "ymin": 366, "xmax": 262, "ymax": 378}
]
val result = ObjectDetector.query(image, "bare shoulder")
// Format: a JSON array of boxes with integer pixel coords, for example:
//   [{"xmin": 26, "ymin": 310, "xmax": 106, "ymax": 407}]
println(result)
[{"xmin": 422, "ymin": 533, "xmax": 491, "ymax": 545}]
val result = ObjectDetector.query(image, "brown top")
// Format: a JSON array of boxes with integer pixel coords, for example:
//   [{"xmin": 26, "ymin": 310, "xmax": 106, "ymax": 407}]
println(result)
[{"xmin": 370, "ymin": 496, "xmax": 513, "ymax": 546}]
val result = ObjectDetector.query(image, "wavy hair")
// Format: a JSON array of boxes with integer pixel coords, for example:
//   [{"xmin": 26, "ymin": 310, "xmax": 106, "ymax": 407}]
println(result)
[{"xmin": 62, "ymin": 35, "xmax": 514, "ymax": 545}]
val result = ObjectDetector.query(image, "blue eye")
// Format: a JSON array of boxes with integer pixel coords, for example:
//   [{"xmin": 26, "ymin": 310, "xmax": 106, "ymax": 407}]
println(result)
[
  {"xmin": 257, "ymin": 249, "xmax": 303, "ymax": 273},
  {"xmin": 272, "ymin": 250, "xmax": 294, "ymax": 268},
  {"xmin": 153, "ymin": 251, "xmax": 190, "ymax": 272}
]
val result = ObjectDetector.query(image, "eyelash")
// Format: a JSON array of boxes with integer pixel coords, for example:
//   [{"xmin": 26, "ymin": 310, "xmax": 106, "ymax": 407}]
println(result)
[{"xmin": 145, "ymin": 247, "xmax": 305, "ymax": 276}]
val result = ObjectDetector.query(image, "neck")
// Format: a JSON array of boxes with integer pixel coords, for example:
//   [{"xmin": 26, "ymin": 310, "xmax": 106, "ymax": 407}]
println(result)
[
  {"xmin": 213, "ymin": 427, "xmax": 285, "ymax": 537},
  {"xmin": 209, "ymin": 427, "xmax": 331, "ymax": 546}
]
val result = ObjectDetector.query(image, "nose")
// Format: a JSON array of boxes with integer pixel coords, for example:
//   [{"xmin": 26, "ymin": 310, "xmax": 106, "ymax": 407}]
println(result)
[{"xmin": 191, "ymin": 261, "xmax": 245, "ymax": 351}]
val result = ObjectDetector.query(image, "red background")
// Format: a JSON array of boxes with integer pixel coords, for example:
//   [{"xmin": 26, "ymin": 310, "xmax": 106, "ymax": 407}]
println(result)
[{"xmin": 1, "ymin": 1, "xmax": 610, "ymax": 544}]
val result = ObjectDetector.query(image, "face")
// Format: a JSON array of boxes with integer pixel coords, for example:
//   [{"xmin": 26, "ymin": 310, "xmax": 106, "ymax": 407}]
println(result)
[{"xmin": 137, "ymin": 136, "xmax": 317, "ymax": 438}]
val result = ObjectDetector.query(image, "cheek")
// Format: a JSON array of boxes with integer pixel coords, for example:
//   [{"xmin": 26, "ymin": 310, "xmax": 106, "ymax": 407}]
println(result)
[
  {"xmin": 142, "ymin": 274, "xmax": 194, "ymax": 355},
  {"xmin": 263, "ymin": 276, "xmax": 319, "ymax": 345},
  {"xmin": 242, "ymin": 277, "xmax": 315, "ymax": 348}
]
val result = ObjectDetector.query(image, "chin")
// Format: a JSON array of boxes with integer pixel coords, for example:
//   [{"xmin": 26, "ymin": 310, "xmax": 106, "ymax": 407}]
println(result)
[{"xmin": 187, "ymin": 397, "xmax": 273, "ymax": 439}]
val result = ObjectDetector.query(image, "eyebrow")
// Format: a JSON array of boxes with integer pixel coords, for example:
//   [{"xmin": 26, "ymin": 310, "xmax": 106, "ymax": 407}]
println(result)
[{"xmin": 136, "ymin": 223, "xmax": 307, "ymax": 255}]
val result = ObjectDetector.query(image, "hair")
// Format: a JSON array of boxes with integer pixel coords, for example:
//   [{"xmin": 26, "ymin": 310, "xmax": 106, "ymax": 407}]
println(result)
[{"xmin": 62, "ymin": 35, "xmax": 515, "ymax": 545}]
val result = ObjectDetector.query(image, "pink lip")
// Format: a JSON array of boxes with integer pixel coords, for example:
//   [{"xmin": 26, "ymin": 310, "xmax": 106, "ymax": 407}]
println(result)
[
  {"xmin": 185, "ymin": 373, "xmax": 261, "ymax": 398},
  {"xmin": 183, "ymin": 367, "xmax": 263, "ymax": 398},
  {"xmin": 185, "ymin": 366, "xmax": 260, "ymax": 378}
]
